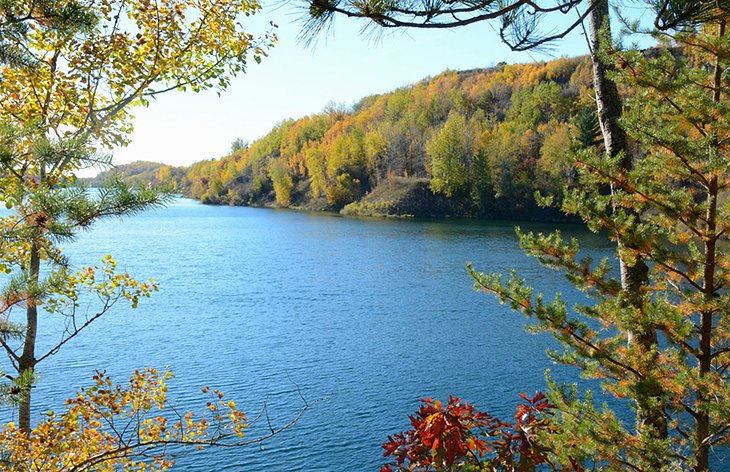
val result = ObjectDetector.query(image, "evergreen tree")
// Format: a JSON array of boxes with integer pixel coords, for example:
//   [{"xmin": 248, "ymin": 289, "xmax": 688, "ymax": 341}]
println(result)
[
  {"xmin": 0, "ymin": 1, "xmax": 95, "ymax": 67},
  {"xmin": 574, "ymin": 108, "xmax": 602, "ymax": 150},
  {"xmin": 468, "ymin": 18, "xmax": 730, "ymax": 471}
]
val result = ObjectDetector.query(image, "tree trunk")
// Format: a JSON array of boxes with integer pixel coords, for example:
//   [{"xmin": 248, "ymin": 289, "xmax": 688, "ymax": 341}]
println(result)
[
  {"xmin": 696, "ymin": 175, "xmax": 716, "ymax": 472},
  {"xmin": 695, "ymin": 20, "xmax": 725, "ymax": 471},
  {"xmin": 588, "ymin": 0, "xmax": 667, "ymax": 449},
  {"xmin": 589, "ymin": 1, "xmax": 629, "ymax": 170},
  {"xmin": 18, "ymin": 238, "xmax": 40, "ymax": 433}
]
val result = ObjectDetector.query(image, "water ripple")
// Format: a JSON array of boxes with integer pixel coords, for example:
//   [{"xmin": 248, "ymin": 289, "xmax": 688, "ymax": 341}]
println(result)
[{"xmin": 6, "ymin": 199, "xmax": 617, "ymax": 471}]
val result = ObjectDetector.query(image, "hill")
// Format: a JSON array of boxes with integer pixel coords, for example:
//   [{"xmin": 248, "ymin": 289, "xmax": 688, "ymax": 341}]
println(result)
[
  {"xmin": 99, "ymin": 57, "xmax": 599, "ymax": 219},
  {"xmin": 84, "ymin": 161, "xmax": 185, "ymax": 189}
]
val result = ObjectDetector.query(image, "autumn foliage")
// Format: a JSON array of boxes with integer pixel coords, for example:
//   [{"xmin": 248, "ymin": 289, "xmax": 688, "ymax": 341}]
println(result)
[
  {"xmin": 133, "ymin": 58, "xmax": 595, "ymax": 218},
  {"xmin": 381, "ymin": 393, "xmax": 565, "ymax": 471},
  {"xmin": 0, "ymin": 368, "xmax": 289, "ymax": 471}
]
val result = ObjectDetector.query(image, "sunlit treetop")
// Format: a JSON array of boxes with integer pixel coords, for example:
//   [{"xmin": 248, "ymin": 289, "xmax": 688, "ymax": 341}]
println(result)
[{"xmin": 0, "ymin": 0, "xmax": 276, "ymax": 164}]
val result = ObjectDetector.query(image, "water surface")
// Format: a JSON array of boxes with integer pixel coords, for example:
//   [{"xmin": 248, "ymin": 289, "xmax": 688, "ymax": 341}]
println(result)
[{"xmin": 17, "ymin": 199, "xmax": 615, "ymax": 470}]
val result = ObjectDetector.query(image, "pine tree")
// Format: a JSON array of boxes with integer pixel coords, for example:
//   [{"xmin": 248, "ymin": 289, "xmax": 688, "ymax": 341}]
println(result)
[
  {"xmin": 574, "ymin": 108, "xmax": 602, "ymax": 150},
  {"xmin": 468, "ymin": 17, "xmax": 730, "ymax": 471},
  {"xmin": 0, "ymin": 1, "xmax": 95, "ymax": 67}
]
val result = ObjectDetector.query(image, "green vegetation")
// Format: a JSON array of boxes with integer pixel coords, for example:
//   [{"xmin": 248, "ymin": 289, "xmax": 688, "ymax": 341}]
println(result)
[
  {"xmin": 341, "ymin": 177, "xmax": 453, "ymax": 218},
  {"xmin": 109, "ymin": 57, "xmax": 596, "ymax": 219},
  {"xmin": 85, "ymin": 161, "xmax": 187, "ymax": 189}
]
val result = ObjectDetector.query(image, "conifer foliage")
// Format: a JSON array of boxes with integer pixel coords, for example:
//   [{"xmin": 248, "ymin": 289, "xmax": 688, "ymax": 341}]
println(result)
[{"xmin": 468, "ymin": 17, "xmax": 730, "ymax": 472}]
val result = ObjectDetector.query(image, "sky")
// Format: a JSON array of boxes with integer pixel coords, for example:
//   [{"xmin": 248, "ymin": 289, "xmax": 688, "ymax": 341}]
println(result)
[{"xmin": 103, "ymin": 1, "xmax": 655, "ymax": 174}]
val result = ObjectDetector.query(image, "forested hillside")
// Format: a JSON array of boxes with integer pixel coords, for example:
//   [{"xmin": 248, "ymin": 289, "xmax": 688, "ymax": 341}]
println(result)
[
  {"xmin": 86, "ymin": 161, "xmax": 187, "ymax": 188},
  {"xmin": 108, "ymin": 57, "xmax": 601, "ymax": 218}
]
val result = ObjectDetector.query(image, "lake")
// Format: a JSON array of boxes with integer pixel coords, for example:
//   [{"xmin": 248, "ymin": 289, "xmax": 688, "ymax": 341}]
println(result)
[{"xmin": 15, "ymin": 198, "xmax": 615, "ymax": 470}]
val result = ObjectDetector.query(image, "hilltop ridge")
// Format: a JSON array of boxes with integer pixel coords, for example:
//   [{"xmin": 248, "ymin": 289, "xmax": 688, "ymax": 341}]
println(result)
[{"xmin": 93, "ymin": 56, "xmax": 598, "ymax": 220}]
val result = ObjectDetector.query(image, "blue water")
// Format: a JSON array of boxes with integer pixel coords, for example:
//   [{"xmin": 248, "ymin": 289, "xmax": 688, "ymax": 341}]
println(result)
[{"xmin": 7, "ymin": 198, "xmax": 617, "ymax": 470}]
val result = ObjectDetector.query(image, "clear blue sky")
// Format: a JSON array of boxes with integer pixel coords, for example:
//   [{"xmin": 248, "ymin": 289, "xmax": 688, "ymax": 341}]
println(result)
[{"xmin": 106, "ymin": 1, "xmax": 654, "ymax": 172}]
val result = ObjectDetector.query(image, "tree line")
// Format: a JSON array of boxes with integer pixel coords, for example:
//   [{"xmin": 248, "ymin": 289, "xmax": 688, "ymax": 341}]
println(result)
[{"xmin": 104, "ymin": 57, "xmax": 603, "ymax": 219}]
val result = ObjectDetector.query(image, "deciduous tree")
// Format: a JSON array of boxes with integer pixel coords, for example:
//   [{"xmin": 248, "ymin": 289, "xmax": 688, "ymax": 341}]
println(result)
[
  {"xmin": 426, "ymin": 112, "xmax": 472, "ymax": 197},
  {"xmin": 0, "ymin": 368, "xmax": 312, "ymax": 471},
  {"xmin": 380, "ymin": 393, "xmax": 560, "ymax": 471},
  {"xmin": 0, "ymin": 0, "xmax": 275, "ymax": 432}
]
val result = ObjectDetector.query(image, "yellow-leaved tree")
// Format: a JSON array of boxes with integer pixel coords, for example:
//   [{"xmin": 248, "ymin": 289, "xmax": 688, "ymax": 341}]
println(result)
[
  {"xmin": 0, "ymin": 1, "xmax": 293, "ymax": 467},
  {"xmin": 0, "ymin": 368, "xmax": 311, "ymax": 471}
]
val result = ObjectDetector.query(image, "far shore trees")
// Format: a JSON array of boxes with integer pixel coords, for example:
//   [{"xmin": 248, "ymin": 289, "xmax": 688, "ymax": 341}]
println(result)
[
  {"xmin": 165, "ymin": 59, "xmax": 597, "ymax": 215},
  {"xmin": 0, "ymin": 0, "xmax": 274, "ymax": 438}
]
